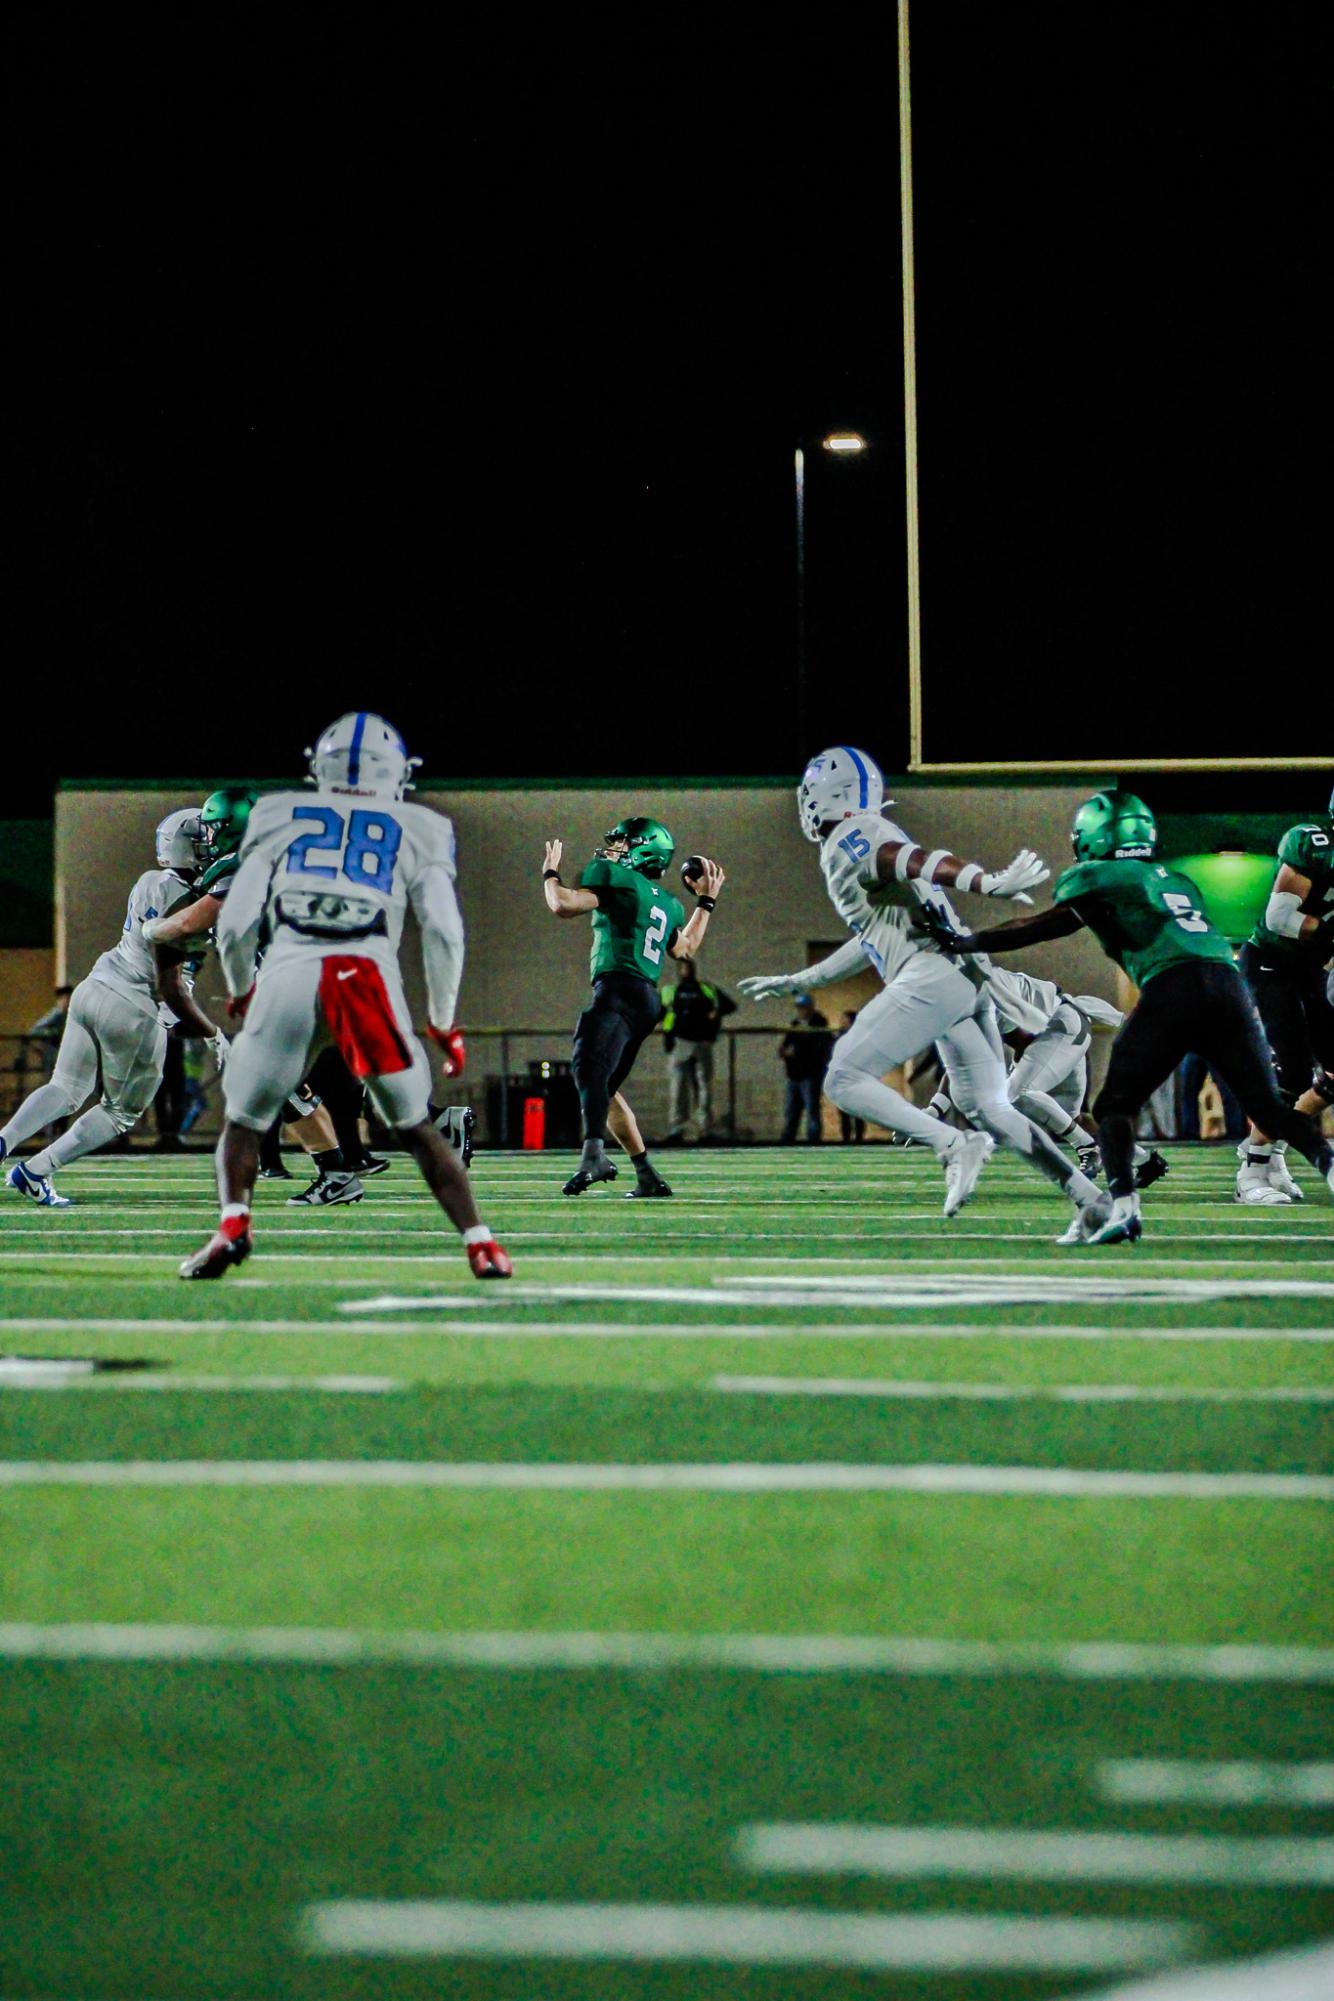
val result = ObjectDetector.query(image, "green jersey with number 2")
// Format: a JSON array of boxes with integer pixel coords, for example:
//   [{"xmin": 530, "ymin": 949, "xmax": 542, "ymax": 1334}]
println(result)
[
  {"xmin": 1249, "ymin": 820, "xmax": 1334, "ymax": 964},
  {"xmin": 580, "ymin": 857, "xmax": 685, "ymax": 984},
  {"xmin": 1052, "ymin": 857, "xmax": 1234, "ymax": 990}
]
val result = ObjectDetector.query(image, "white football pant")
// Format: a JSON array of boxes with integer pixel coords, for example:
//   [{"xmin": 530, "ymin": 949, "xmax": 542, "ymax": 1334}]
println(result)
[
  {"xmin": 0, "ymin": 977, "xmax": 166, "ymax": 1176},
  {"xmin": 823, "ymin": 956, "xmax": 1093, "ymax": 1198},
  {"xmin": 224, "ymin": 955, "xmax": 432, "ymax": 1133},
  {"xmin": 1007, "ymin": 1001, "xmax": 1090, "ymax": 1139}
]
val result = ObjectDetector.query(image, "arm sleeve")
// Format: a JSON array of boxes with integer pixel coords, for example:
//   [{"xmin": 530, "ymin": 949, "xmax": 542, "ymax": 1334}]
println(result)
[
  {"xmin": 410, "ymin": 833, "xmax": 466, "ymax": 1030},
  {"xmin": 216, "ymin": 850, "xmax": 276, "ymax": 996},
  {"xmin": 791, "ymin": 935, "xmax": 873, "ymax": 989}
]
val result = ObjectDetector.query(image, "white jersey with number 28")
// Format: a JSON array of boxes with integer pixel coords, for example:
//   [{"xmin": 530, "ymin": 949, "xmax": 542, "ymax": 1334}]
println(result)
[{"xmin": 217, "ymin": 789, "xmax": 465, "ymax": 1029}]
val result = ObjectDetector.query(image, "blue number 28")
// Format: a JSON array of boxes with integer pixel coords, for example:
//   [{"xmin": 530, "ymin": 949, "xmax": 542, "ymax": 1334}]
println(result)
[{"xmin": 287, "ymin": 807, "xmax": 402, "ymax": 890}]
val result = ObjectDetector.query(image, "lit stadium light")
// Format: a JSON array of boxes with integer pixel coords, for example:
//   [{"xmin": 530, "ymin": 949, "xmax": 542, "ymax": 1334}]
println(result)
[{"xmin": 822, "ymin": 431, "xmax": 868, "ymax": 454}]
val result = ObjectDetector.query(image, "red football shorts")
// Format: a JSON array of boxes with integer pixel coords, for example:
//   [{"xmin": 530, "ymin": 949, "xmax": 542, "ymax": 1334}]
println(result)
[{"xmin": 318, "ymin": 957, "xmax": 413, "ymax": 1078}]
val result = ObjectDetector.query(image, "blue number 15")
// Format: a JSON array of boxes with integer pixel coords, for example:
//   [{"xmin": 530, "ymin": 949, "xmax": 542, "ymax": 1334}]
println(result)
[{"xmin": 288, "ymin": 808, "xmax": 402, "ymax": 890}]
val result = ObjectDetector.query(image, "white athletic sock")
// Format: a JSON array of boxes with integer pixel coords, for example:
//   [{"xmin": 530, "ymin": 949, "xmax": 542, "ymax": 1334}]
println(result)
[
  {"xmin": 28, "ymin": 1105, "xmax": 123, "ymax": 1178},
  {"xmin": 462, "ymin": 1223, "xmax": 494, "ymax": 1246},
  {"xmin": 1, "ymin": 1082, "xmax": 81, "ymax": 1155},
  {"xmin": 220, "ymin": 1201, "xmax": 250, "ymax": 1223}
]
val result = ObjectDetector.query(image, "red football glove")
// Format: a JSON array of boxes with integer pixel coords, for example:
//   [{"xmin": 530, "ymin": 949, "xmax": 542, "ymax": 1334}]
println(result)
[
  {"xmin": 227, "ymin": 986, "xmax": 255, "ymax": 1022},
  {"xmin": 427, "ymin": 1024, "xmax": 466, "ymax": 1077}
]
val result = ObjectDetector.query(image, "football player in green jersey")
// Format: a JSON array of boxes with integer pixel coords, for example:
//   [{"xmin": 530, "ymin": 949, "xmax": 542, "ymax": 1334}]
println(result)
[
  {"xmin": 1235, "ymin": 784, "xmax": 1334, "ymax": 1204},
  {"xmin": 935, "ymin": 790, "xmax": 1334, "ymax": 1244},
  {"xmin": 543, "ymin": 816, "xmax": 725, "ymax": 1196}
]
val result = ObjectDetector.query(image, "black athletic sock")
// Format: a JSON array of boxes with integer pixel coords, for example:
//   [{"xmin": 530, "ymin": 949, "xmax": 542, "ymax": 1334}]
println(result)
[
  {"xmin": 629, "ymin": 1147, "xmax": 660, "ymax": 1189},
  {"xmin": 259, "ymin": 1120, "xmax": 284, "ymax": 1172},
  {"xmin": 312, "ymin": 1147, "xmax": 345, "ymax": 1175},
  {"xmin": 579, "ymin": 1137, "xmax": 607, "ymax": 1169},
  {"xmin": 1097, "ymin": 1114, "xmax": 1137, "ymax": 1199}
]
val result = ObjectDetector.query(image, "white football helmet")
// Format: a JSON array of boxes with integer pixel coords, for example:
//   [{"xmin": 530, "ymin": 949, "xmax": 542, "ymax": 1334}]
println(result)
[
  {"xmin": 797, "ymin": 746, "xmax": 888, "ymax": 842},
  {"xmin": 155, "ymin": 807, "xmax": 205, "ymax": 876},
  {"xmin": 306, "ymin": 712, "xmax": 421, "ymax": 799}
]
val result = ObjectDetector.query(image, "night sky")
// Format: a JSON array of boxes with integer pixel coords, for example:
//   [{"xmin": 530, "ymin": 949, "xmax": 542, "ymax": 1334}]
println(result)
[{"xmin": 4, "ymin": 8, "xmax": 1329, "ymax": 815}]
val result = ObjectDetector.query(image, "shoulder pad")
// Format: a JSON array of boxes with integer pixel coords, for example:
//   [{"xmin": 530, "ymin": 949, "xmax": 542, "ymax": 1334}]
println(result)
[
  {"xmin": 1053, "ymin": 862, "xmax": 1096, "ymax": 903},
  {"xmin": 199, "ymin": 853, "xmax": 240, "ymax": 895},
  {"xmin": 1278, "ymin": 823, "xmax": 1334, "ymax": 873}
]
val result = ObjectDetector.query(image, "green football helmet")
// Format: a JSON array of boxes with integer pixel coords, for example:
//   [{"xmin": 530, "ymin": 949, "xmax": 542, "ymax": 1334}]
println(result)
[
  {"xmin": 598, "ymin": 815, "xmax": 675, "ymax": 878},
  {"xmin": 200, "ymin": 786, "xmax": 258, "ymax": 861},
  {"xmin": 1071, "ymin": 789, "xmax": 1158, "ymax": 862}
]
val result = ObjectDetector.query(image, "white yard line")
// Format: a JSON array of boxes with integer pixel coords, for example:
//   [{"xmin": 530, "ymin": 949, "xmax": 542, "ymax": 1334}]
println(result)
[
  {"xmin": 0, "ymin": 1460, "xmax": 1329, "ymax": 1497},
  {"xmin": 297, "ymin": 1899, "xmax": 1195, "ymax": 1972},
  {"xmin": 709, "ymin": 1376, "xmax": 1334, "ymax": 1404},
  {"xmin": 736, "ymin": 1822, "xmax": 1334, "ymax": 1887},
  {"xmin": 340, "ymin": 1303, "xmax": 1334, "ymax": 1340},
  {"xmin": 0, "ymin": 1364, "xmax": 401, "ymax": 1393},
  {"xmin": 1048, "ymin": 1936, "xmax": 1334, "ymax": 2001},
  {"xmin": 3, "ymin": 1622, "xmax": 1332, "ymax": 1682},
  {"xmin": 1097, "ymin": 1761, "xmax": 1334, "ymax": 1808}
]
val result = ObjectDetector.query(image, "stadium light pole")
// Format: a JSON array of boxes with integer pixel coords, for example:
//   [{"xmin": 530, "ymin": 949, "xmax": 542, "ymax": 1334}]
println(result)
[{"xmin": 796, "ymin": 433, "xmax": 868, "ymax": 752}]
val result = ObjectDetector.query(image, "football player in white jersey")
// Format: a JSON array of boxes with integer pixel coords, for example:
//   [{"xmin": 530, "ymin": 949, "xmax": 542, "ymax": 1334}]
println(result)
[
  {"xmin": 179, "ymin": 712, "xmax": 511, "ymax": 1280},
  {"xmin": 927, "ymin": 965, "xmax": 1167, "ymax": 1193},
  {"xmin": 0, "ymin": 809, "xmax": 227, "ymax": 1207},
  {"xmin": 738, "ymin": 747, "xmax": 1107, "ymax": 1220}
]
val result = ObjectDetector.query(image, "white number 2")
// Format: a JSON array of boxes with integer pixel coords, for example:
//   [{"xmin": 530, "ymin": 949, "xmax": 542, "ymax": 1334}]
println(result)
[
  {"xmin": 1164, "ymin": 891, "xmax": 1209, "ymax": 933},
  {"xmin": 643, "ymin": 906, "xmax": 669, "ymax": 964}
]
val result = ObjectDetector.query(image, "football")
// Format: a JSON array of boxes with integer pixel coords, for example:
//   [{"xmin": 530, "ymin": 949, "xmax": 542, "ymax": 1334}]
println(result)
[{"xmin": 681, "ymin": 854, "xmax": 706, "ymax": 888}]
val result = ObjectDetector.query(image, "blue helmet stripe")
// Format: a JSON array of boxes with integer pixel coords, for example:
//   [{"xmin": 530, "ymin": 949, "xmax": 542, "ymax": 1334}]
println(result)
[
  {"xmin": 841, "ymin": 745, "xmax": 870, "ymax": 810},
  {"xmin": 347, "ymin": 711, "xmax": 369, "ymax": 786}
]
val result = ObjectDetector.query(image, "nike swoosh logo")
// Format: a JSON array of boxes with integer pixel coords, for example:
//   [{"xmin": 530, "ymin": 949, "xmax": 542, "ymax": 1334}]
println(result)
[{"xmin": 336, "ymin": 969, "xmax": 358, "ymax": 981}]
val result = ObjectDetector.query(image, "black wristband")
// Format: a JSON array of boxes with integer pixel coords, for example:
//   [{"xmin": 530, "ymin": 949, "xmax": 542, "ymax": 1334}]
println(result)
[
  {"xmin": 542, "ymin": 869, "xmax": 561, "ymax": 882},
  {"xmin": 696, "ymin": 894, "xmax": 717, "ymax": 911}
]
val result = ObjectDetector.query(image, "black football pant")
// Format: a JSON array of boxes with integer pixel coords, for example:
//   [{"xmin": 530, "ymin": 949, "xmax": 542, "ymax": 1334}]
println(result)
[
  {"xmin": 572, "ymin": 972, "xmax": 662, "ymax": 1144},
  {"xmin": 1238, "ymin": 943, "xmax": 1334, "ymax": 1108},
  {"xmin": 1092, "ymin": 960, "xmax": 1333, "ymax": 1198},
  {"xmin": 307, "ymin": 1046, "xmax": 371, "ymax": 1162}
]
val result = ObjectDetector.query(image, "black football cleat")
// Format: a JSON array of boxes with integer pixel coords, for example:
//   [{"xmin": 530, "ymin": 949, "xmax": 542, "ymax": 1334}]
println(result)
[
  {"xmin": 625, "ymin": 1177, "xmax": 673, "ymax": 1198},
  {"xmin": 179, "ymin": 1219, "xmax": 252, "ymax": 1280},
  {"xmin": 1134, "ymin": 1149, "xmax": 1169, "ymax": 1191},
  {"xmin": 352, "ymin": 1153, "xmax": 392, "ymax": 1177},
  {"xmin": 563, "ymin": 1157, "xmax": 619, "ymax": 1196}
]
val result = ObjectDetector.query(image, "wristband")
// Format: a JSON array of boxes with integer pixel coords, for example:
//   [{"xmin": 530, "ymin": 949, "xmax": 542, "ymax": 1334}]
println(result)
[
  {"xmin": 696, "ymin": 895, "xmax": 717, "ymax": 911},
  {"xmin": 542, "ymin": 869, "xmax": 561, "ymax": 882}
]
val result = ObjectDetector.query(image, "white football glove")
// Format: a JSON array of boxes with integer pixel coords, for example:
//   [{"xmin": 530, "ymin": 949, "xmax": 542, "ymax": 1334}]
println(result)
[
  {"xmin": 979, "ymin": 849, "xmax": 1049, "ymax": 903},
  {"xmin": 737, "ymin": 974, "xmax": 798, "ymax": 1002},
  {"xmin": 206, "ymin": 1033, "xmax": 229, "ymax": 1074}
]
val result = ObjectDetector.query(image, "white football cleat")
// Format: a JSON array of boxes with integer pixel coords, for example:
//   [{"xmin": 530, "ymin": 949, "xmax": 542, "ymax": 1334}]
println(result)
[
  {"xmin": 1267, "ymin": 1151, "xmax": 1304, "ymax": 1202},
  {"xmin": 941, "ymin": 1130, "xmax": 994, "ymax": 1218},
  {"xmin": 1084, "ymin": 1192, "xmax": 1143, "ymax": 1245},
  {"xmin": 1055, "ymin": 1196, "xmax": 1110, "ymax": 1247},
  {"xmin": 1235, "ymin": 1159, "xmax": 1291, "ymax": 1206}
]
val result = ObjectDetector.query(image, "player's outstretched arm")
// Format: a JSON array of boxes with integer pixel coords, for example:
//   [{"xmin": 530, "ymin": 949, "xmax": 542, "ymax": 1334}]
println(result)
[
  {"xmin": 672, "ymin": 859, "xmax": 724, "ymax": 961},
  {"xmin": 411, "ymin": 856, "xmax": 467, "ymax": 1054},
  {"xmin": 542, "ymin": 839, "xmax": 600, "ymax": 917},
  {"xmin": 937, "ymin": 903, "xmax": 1086, "ymax": 956},
  {"xmin": 738, "ymin": 935, "xmax": 867, "ymax": 1001},
  {"xmin": 143, "ymin": 893, "xmax": 225, "ymax": 946},
  {"xmin": 215, "ymin": 850, "xmax": 273, "ymax": 998},
  {"xmin": 865, "ymin": 840, "xmax": 1049, "ymax": 905}
]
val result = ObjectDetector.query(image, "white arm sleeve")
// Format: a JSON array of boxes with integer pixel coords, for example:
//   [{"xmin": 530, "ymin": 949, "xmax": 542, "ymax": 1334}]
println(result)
[
  {"xmin": 793, "ymin": 935, "xmax": 874, "ymax": 990},
  {"xmin": 1264, "ymin": 889, "xmax": 1307, "ymax": 940},
  {"xmin": 216, "ymin": 852, "xmax": 274, "ymax": 997},
  {"xmin": 411, "ymin": 859, "xmax": 466, "ymax": 1030}
]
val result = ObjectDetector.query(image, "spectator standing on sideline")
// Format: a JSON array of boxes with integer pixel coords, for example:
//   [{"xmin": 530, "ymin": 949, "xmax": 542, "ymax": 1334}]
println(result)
[
  {"xmin": 835, "ymin": 1009, "xmax": 866, "ymax": 1141},
  {"xmin": 779, "ymin": 995, "xmax": 834, "ymax": 1143},
  {"xmin": 661, "ymin": 964, "xmax": 736, "ymax": 1143}
]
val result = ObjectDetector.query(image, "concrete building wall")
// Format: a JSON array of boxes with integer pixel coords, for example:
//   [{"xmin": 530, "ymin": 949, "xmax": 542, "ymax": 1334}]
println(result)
[{"xmin": 55, "ymin": 782, "xmax": 1119, "ymax": 1141}]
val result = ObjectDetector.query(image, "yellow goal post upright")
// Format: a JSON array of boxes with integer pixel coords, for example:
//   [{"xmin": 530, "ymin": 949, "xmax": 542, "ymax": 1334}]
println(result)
[{"xmin": 895, "ymin": 0, "xmax": 1334, "ymax": 780}]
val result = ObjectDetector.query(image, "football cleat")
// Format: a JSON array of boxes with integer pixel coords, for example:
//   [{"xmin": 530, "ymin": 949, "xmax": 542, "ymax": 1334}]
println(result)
[
  {"xmin": 353, "ymin": 1152, "xmax": 392, "ymax": 1177},
  {"xmin": 1083, "ymin": 1194, "xmax": 1143, "ymax": 1246},
  {"xmin": 1075, "ymin": 1143, "xmax": 1102, "ymax": 1182},
  {"xmin": 563, "ymin": 1156, "xmax": 619, "ymax": 1196},
  {"xmin": 258, "ymin": 1161, "xmax": 294, "ymax": 1181},
  {"xmin": 1235, "ymin": 1158, "xmax": 1291, "ymax": 1206},
  {"xmin": 941, "ymin": 1130, "xmax": 994, "ymax": 1218},
  {"xmin": 625, "ymin": 1176, "xmax": 673, "ymax": 1198},
  {"xmin": 6, "ymin": 1161, "xmax": 72, "ymax": 1208},
  {"xmin": 1133, "ymin": 1149, "xmax": 1170, "ymax": 1191},
  {"xmin": 1055, "ymin": 1195, "xmax": 1111, "ymax": 1246},
  {"xmin": 434, "ymin": 1104, "xmax": 475, "ymax": 1169},
  {"xmin": 467, "ymin": 1238, "xmax": 513, "ymax": 1279},
  {"xmin": 179, "ymin": 1215, "xmax": 252, "ymax": 1280},
  {"xmin": 286, "ymin": 1171, "xmax": 365, "ymax": 1207},
  {"xmin": 1267, "ymin": 1151, "xmax": 1304, "ymax": 1202}
]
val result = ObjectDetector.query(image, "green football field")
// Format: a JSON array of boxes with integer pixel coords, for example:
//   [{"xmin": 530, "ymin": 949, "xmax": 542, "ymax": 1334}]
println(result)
[{"xmin": 2, "ymin": 1144, "xmax": 1332, "ymax": 2000}]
